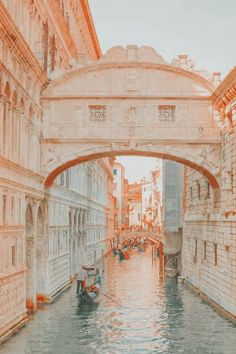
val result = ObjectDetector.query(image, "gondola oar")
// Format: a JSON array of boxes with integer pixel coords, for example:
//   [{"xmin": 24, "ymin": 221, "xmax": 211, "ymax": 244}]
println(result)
[{"xmin": 100, "ymin": 290, "xmax": 122, "ymax": 306}]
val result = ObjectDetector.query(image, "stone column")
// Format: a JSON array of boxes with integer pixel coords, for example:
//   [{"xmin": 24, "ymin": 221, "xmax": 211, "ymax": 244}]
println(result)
[
  {"xmin": 19, "ymin": 112, "xmax": 24, "ymax": 165},
  {"xmin": 0, "ymin": 95, "xmax": 4, "ymax": 155},
  {"xmin": 4, "ymin": 101, "xmax": 11, "ymax": 159},
  {"xmin": 9, "ymin": 104, "xmax": 13, "ymax": 161}
]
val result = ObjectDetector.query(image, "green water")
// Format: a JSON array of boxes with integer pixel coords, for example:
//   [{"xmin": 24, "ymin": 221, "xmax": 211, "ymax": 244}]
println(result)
[{"xmin": 1, "ymin": 249, "xmax": 236, "ymax": 354}]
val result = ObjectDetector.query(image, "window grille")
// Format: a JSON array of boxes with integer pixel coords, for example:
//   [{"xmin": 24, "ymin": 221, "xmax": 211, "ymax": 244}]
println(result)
[
  {"xmin": 158, "ymin": 105, "xmax": 176, "ymax": 123},
  {"xmin": 89, "ymin": 105, "xmax": 106, "ymax": 123}
]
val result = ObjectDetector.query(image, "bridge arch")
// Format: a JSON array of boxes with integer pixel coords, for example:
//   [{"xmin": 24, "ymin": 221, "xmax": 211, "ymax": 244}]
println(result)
[
  {"xmin": 41, "ymin": 45, "xmax": 221, "ymax": 189},
  {"xmin": 43, "ymin": 145, "xmax": 220, "ymax": 189}
]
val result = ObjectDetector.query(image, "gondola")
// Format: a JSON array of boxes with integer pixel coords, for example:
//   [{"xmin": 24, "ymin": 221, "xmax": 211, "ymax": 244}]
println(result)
[
  {"xmin": 78, "ymin": 285, "xmax": 101, "ymax": 306},
  {"xmin": 119, "ymin": 251, "xmax": 125, "ymax": 261},
  {"xmin": 138, "ymin": 244, "xmax": 145, "ymax": 252}
]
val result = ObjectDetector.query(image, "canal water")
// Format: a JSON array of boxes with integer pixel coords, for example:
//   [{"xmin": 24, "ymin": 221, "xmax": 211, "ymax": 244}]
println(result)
[{"xmin": 1, "ymin": 248, "xmax": 236, "ymax": 354}]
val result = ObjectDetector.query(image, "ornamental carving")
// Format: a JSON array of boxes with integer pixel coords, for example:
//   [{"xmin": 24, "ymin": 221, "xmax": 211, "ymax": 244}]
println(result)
[
  {"xmin": 124, "ymin": 69, "xmax": 138, "ymax": 91},
  {"xmin": 199, "ymin": 145, "xmax": 221, "ymax": 172}
]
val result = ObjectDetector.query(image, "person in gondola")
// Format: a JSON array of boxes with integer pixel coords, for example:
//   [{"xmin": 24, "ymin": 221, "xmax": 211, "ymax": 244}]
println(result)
[
  {"xmin": 94, "ymin": 268, "xmax": 102, "ymax": 287},
  {"xmin": 118, "ymin": 248, "xmax": 124, "ymax": 261},
  {"xmin": 76, "ymin": 266, "xmax": 87, "ymax": 295}
]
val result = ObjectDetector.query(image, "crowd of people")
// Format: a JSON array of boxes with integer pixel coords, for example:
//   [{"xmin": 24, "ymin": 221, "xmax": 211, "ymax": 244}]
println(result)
[{"xmin": 113, "ymin": 237, "xmax": 150, "ymax": 261}]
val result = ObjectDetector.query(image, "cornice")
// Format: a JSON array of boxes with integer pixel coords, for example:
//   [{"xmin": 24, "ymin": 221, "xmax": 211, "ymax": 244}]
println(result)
[
  {"xmin": 211, "ymin": 66, "xmax": 236, "ymax": 109},
  {"xmin": 80, "ymin": 0, "xmax": 102, "ymax": 59},
  {"xmin": 0, "ymin": 155, "xmax": 44, "ymax": 183},
  {"xmin": 41, "ymin": 94, "xmax": 212, "ymax": 102},
  {"xmin": 0, "ymin": 2, "xmax": 47, "ymax": 86}
]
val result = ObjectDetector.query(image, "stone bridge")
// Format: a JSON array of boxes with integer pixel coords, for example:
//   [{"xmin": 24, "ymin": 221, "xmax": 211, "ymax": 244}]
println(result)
[
  {"xmin": 41, "ymin": 45, "xmax": 221, "ymax": 189},
  {"xmin": 120, "ymin": 229, "xmax": 164, "ymax": 244}
]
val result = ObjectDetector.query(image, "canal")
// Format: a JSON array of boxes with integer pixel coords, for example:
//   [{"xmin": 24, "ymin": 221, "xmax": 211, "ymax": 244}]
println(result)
[{"xmin": 1, "ymin": 248, "xmax": 236, "ymax": 354}]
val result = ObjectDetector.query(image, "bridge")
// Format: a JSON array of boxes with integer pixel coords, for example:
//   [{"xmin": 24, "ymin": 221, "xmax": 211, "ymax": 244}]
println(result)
[
  {"xmin": 120, "ymin": 229, "xmax": 164, "ymax": 244},
  {"xmin": 41, "ymin": 45, "xmax": 221, "ymax": 189}
]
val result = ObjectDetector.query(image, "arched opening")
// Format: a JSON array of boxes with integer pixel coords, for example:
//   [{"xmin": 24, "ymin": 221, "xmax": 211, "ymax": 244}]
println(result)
[
  {"xmin": 36, "ymin": 206, "xmax": 46, "ymax": 302},
  {"xmin": 43, "ymin": 150, "xmax": 220, "ymax": 192},
  {"xmin": 25, "ymin": 204, "xmax": 36, "ymax": 311}
]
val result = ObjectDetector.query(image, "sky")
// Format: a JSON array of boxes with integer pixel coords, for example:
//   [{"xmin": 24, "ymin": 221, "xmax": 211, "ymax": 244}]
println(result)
[{"xmin": 89, "ymin": 0, "xmax": 236, "ymax": 183}]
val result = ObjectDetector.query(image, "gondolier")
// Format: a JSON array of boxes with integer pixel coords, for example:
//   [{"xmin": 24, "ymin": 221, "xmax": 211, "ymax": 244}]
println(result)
[{"xmin": 76, "ymin": 266, "xmax": 87, "ymax": 295}]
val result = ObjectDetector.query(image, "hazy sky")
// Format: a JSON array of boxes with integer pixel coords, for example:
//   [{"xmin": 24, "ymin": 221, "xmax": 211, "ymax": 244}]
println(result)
[{"xmin": 89, "ymin": 0, "xmax": 236, "ymax": 183}]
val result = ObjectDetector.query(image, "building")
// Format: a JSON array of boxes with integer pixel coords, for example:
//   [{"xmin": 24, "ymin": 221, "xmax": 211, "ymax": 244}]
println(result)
[
  {"xmin": 162, "ymin": 161, "xmax": 184, "ymax": 272},
  {"xmin": 113, "ymin": 161, "xmax": 126, "ymax": 232},
  {"xmin": 141, "ymin": 161, "xmax": 163, "ymax": 230},
  {"xmin": 124, "ymin": 178, "xmax": 129, "ymax": 228},
  {"xmin": 182, "ymin": 67, "xmax": 236, "ymax": 316},
  {"xmin": 128, "ymin": 182, "xmax": 142, "ymax": 228},
  {"xmin": 0, "ymin": 0, "xmax": 113, "ymax": 342},
  {"xmin": 1, "ymin": 0, "xmax": 236, "ymax": 341},
  {"xmin": 162, "ymin": 161, "xmax": 184, "ymax": 235}
]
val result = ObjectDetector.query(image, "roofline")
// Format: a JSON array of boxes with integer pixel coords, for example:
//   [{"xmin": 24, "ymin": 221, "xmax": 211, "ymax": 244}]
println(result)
[
  {"xmin": 211, "ymin": 66, "xmax": 236, "ymax": 106},
  {"xmin": 43, "ymin": 61, "xmax": 214, "ymax": 97},
  {"xmin": 80, "ymin": 0, "xmax": 102, "ymax": 59}
]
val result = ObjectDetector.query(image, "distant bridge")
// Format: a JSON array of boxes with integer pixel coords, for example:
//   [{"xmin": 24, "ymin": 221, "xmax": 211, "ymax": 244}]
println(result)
[{"xmin": 120, "ymin": 230, "xmax": 164, "ymax": 244}]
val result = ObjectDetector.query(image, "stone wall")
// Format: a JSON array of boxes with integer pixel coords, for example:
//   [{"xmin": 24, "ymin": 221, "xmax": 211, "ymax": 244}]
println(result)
[{"xmin": 183, "ymin": 74, "xmax": 236, "ymax": 316}]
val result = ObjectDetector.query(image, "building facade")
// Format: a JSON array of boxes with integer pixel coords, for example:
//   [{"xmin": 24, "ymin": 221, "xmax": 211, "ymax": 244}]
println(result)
[
  {"xmin": 141, "ymin": 161, "xmax": 163, "ymax": 230},
  {"xmin": 128, "ymin": 182, "xmax": 142, "ymax": 228},
  {"xmin": 113, "ymin": 161, "xmax": 126, "ymax": 232},
  {"xmin": 182, "ymin": 67, "xmax": 236, "ymax": 317},
  {"xmin": 0, "ymin": 0, "xmax": 114, "ymax": 343},
  {"xmin": 162, "ymin": 161, "xmax": 184, "ymax": 273}
]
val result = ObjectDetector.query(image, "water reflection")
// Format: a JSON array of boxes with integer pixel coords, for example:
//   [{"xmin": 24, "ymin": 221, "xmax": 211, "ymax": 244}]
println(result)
[{"xmin": 1, "ymin": 248, "xmax": 236, "ymax": 353}]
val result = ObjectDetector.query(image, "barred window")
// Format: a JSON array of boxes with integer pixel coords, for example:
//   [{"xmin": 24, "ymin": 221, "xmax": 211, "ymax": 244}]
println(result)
[
  {"xmin": 89, "ymin": 105, "xmax": 106, "ymax": 123},
  {"xmin": 158, "ymin": 105, "xmax": 176, "ymax": 123}
]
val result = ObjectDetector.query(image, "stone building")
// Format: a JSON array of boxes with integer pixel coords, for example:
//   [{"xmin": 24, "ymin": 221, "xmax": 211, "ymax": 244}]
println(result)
[
  {"xmin": 113, "ymin": 161, "xmax": 126, "ymax": 232},
  {"xmin": 128, "ymin": 182, "xmax": 142, "ymax": 228},
  {"xmin": 162, "ymin": 161, "xmax": 184, "ymax": 273},
  {"xmin": 182, "ymin": 67, "xmax": 236, "ymax": 317},
  {"xmin": 141, "ymin": 162, "xmax": 163, "ymax": 230},
  {"xmin": 0, "ymin": 0, "xmax": 113, "ymax": 343},
  {"xmin": 1, "ymin": 0, "xmax": 236, "ymax": 344}
]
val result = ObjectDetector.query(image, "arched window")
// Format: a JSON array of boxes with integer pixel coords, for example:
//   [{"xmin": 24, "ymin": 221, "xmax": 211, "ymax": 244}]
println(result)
[{"xmin": 197, "ymin": 182, "xmax": 201, "ymax": 200}]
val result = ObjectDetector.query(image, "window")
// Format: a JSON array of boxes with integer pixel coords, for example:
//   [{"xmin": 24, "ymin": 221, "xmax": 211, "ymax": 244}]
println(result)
[
  {"xmin": 114, "ymin": 183, "xmax": 117, "ymax": 191},
  {"xmin": 113, "ymin": 169, "xmax": 117, "ymax": 176},
  {"xmin": 19, "ymin": 198, "xmax": 21, "ymax": 224},
  {"xmin": 158, "ymin": 105, "xmax": 176, "ymax": 123},
  {"xmin": 89, "ymin": 105, "xmax": 106, "ymax": 123},
  {"xmin": 206, "ymin": 181, "xmax": 210, "ymax": 199},
  {"xmin": 190, "ymin": 187, "xmax": 193, "ymax": 201},
  {"xmin": 42, "ymin": 21, "xmax": 49, "ymax": 72},
  {"xmin": 3, "ymin": 195, "xmax": 7, "ymax": 224},
  {"xmin": 12, "ymin": 245, "xmax": 16, "ymax": 266},
  {"xmin": 193, "ymin": 239, "xmax": 197, "ymax": 264},
  {"xmin": 60, "ymin": 172, "xmax": 64, "ymax": 186},
  {"xmin": 203, "ymin": 241, "xmax": 207, "ymax": 260},
  {"xmin": 214, "ymin": 243, "xmax": 217, "ymax": 266},
  {"xmin": 197, "ymin": 182, "xmax": 201, "ymax": 200},
  {"xmin": 65, "ymin": 170, "xmax": 70, "ymax": 188},
  {"xmin": 11, "ymin": 197, "xmax": 14, "ymax": 222}
]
